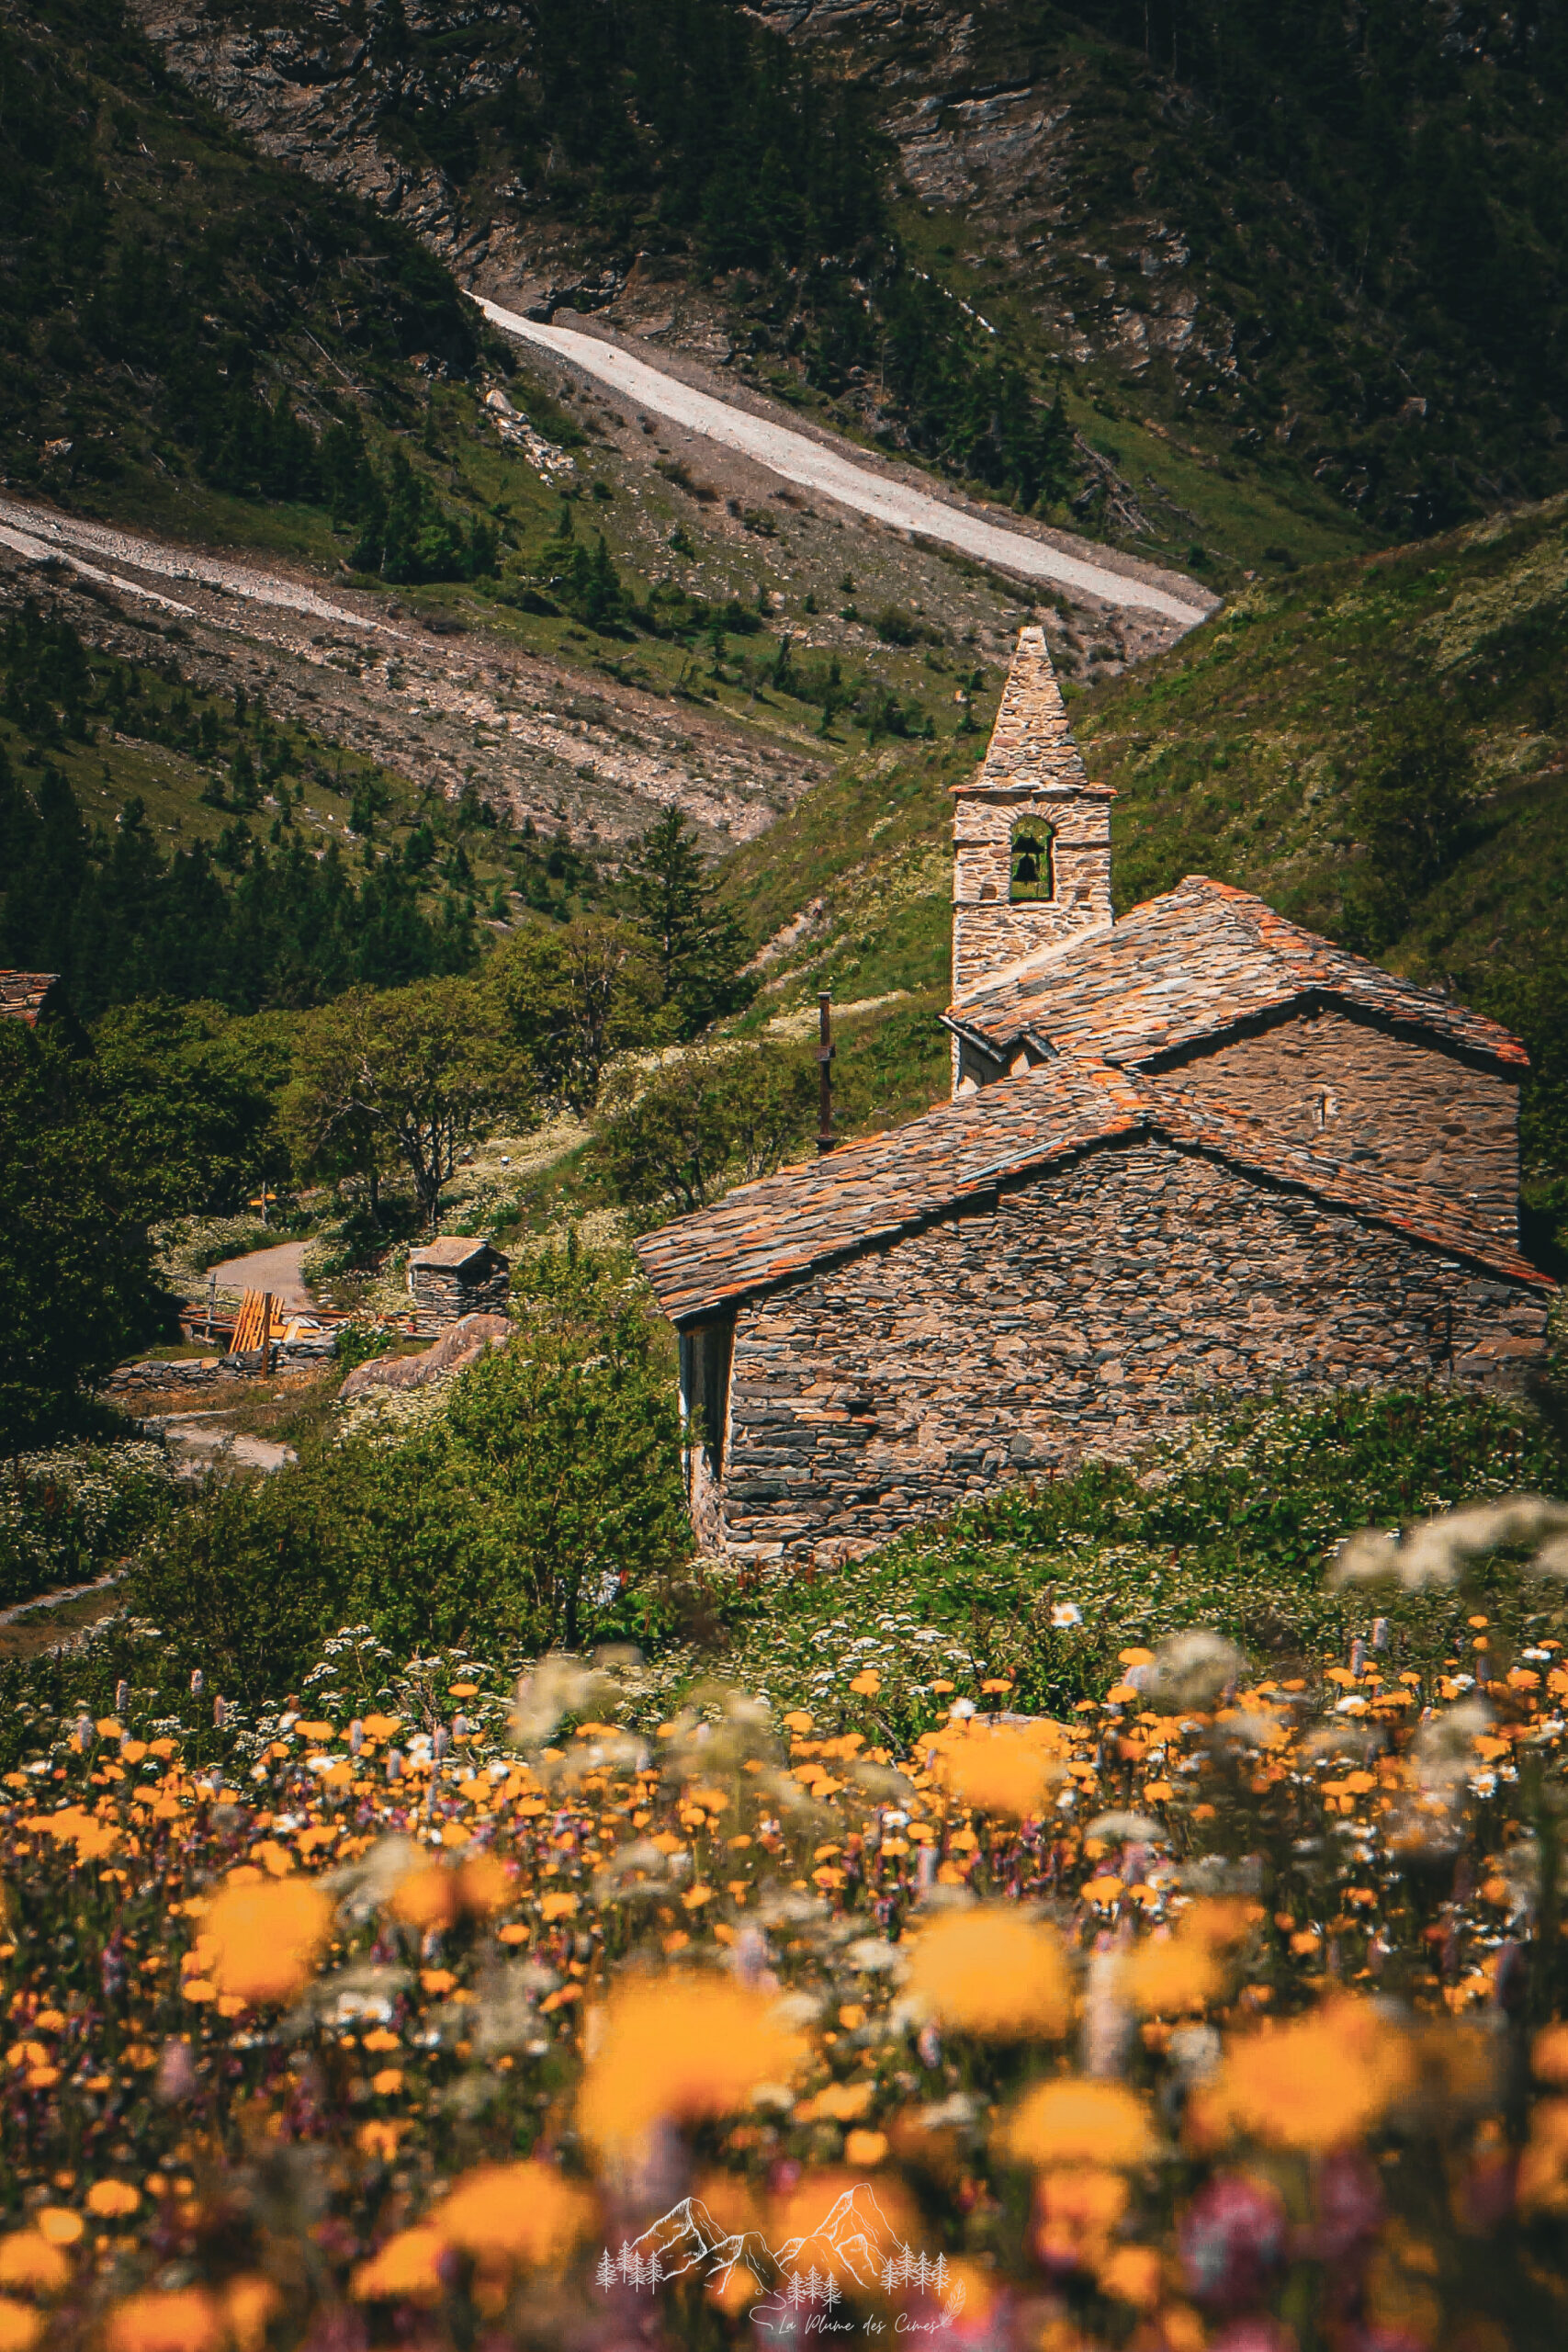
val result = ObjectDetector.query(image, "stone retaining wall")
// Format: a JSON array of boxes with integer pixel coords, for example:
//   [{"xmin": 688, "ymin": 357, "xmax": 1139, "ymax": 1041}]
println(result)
[{"xmin": 713, "ymin": 1133, "xmax": 1549, "ymax": 1563}]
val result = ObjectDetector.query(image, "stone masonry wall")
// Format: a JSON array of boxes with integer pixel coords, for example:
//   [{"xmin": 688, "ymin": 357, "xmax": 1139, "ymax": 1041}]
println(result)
[
  {"xmin": 951, "ymin": 790, "xmax": 1112, "ymax": 993},
  {"xmin": 716, "ymin": 1136, "xmax": 1547, "ymax": 1562},
  {"xmin": 1153, "ymin": 1011, "xmax": 1520, "ymax": 1240}
]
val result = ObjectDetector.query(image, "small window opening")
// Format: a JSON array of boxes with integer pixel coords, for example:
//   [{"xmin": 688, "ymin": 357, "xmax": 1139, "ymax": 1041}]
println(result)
[
  {"xmin": 1312, "ymin": 1087, "xmax": 1339, "ymax": 1132},
  {"xmin": 1010, "ymin": 820, "xmax": 1055, "ymax": 903}
]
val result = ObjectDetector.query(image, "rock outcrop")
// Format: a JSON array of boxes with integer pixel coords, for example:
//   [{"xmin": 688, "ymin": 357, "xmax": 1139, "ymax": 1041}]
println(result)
[{"xmin": 338, "ymin": 1314, "xmax": 513, "ymax": 1402}]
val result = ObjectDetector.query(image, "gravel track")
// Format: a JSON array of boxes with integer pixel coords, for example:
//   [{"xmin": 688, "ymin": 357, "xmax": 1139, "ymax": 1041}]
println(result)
[{"xmin": 476, "ymin": 297, "xmax": 1212, "ymax": 630}]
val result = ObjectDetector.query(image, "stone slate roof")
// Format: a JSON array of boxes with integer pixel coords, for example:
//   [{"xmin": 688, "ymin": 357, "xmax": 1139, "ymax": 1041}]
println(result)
[
  {"xmin": 636, "ymin": 1057, "xmax": 1145, "ymax": 1325},
  {"xmin": 635, "ymin": 1057, "xmax": 1549, "ymax": 1326},
  {"xmin": 0, "ymin": 971, "xmax": 60, "ymax": 1026},
  {"xmin": 410, "ymin": 1237, "xmax": 498, "ymax": 1271},
  {"xmin": 945, "ymin": 876, "xmax": 1528, "ymax": 1071}
]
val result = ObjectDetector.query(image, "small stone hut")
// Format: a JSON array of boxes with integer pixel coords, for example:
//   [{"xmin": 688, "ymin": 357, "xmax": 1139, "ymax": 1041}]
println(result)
[
  {"xmin": 635, "ymin": 626, "xmax": 1554, "ymax": 1564},
  {"xmin": 407, "ymin": 1237, "xmax": 511, "ymax": 1325}
]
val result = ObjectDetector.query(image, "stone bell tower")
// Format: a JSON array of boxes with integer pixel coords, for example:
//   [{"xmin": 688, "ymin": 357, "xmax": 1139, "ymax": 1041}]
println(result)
[{"xmin": 951, "ymin": 626, "xmax": 1114, "ymax": 998}]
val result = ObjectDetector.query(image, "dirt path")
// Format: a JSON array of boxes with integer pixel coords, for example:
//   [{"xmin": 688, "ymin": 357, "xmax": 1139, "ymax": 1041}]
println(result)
[
  {"xmin": 205, "ymin": 1238, "xmax": 313, "ymax": 1310},
  {"xmin": 0, "ymin": 497, "xmax": 384, "ymax": 633},
  {"xmin": 475, "ymin": 296, "xmax": 1213, "ymax": 630}
]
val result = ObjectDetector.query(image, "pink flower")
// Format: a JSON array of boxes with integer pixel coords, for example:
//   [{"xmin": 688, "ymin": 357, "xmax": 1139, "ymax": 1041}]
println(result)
[{"xmin": 1179, "ymin": 2175, "xmax": 1287, "ymax": 2312}]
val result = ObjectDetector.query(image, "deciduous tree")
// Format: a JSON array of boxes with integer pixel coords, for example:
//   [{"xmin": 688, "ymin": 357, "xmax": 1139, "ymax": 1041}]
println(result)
[
  {"xmin": 488, "ymin": 916, "xmax": 661, "ymax": 1114},
  {"xmin": 288, "ymin": 977, "xmax": 525, "ymax": 1226},
  {"xmin": 592, "ymin": 1039, "xmax": 818, "ymax": 1216}
]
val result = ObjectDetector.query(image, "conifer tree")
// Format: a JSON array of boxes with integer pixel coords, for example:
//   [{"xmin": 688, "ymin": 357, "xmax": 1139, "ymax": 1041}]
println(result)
[{"xmin": 620, "ymin": 807, "xmax": 750, "ymax": 1037}]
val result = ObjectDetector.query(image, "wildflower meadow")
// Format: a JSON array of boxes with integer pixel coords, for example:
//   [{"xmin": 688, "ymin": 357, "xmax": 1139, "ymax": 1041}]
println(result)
[{"xmin": 4, "ymin": 1497, "xmax": 1568, "ymax": 2350}]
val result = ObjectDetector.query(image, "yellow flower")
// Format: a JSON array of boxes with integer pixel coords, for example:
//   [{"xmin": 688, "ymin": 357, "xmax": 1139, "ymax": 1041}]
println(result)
[
  {"xmin": 539, "ymin": 1892, "xmax": 579, "ymax": 1922},
  {"xmin": 351, "ymin": 2226, "xmax": 448, "ymax": 2304},
  {"xmin": 1193, "ymin": 1998, "xmax": 1414, "ymax": 2154},
  {"xmin": 1035, "ymin": 2165, "xmax": 1130, "ymax": 2268},
  {"xmin": 85, "ymin": 2182, "xmax": 140, "ymax": 2219},
  {"xmin": 930, "ymin": 1721, "xmax": 1070, "ymax": 1818},
  {"xmin": 906, "ymin": 1909, "xmax": 1071, "ymax": 2040},
  {"xmin": 220, "ymin": 2278, "xmax": 281, "ymax": 2352},
  {"xmin": 370, "ymin": 2068, "xmax": 404, "ymax": 2097},
  {"xmin": 579, "ymin": 1976, "xmax": 808, "ymax": 2152},
  {"xmin": 844, "ymin": 2130, "xmax": 888, "ymax": 2167},
  {"xmin": 431, "ymin": 2161, "xmax": 595, "ymax": 2267},
  {"xmin": 1534, "ymin": 2025, "xmax": 1568, "ymax": 2086},
  {"xmin": 32, "ymin": 2212, "xmax": 80, "ymax": 2250},
  {"xmin": 204, "ymin": 1879, "xmax": 332, "ymax": 2006},
  {"xmin": 1121, "ymin": 1911, "xmax": 1230, "ymax": 2017},
  {"xmin": 105, "ymin": 2289, "xmax": 223, "ymax": 2352},
  {"xmin": 1519, "ymin": 2098, "xmax": 1568, "ymax": 2215},
  {"xmin": 1004, "ymin": 2079, "xmax": 1155, "ymax": 2170},
  {"xmin": 0, "ymin": 2301, "xmax": 41, "ymax": 2352},
  {"xmin": 391, "ymin": 1864, "xmax": 461, "ymax": 1932},
  {"xmin": 0, "ymin": 2237, "xmax": 69, "ymax": 2296},
  {"xmin": 850, "ymin": 1671, "xmax": 881, "ymax": 1696},
  {"xmin": 1096, "ymin": 2245, "xmax": 1163, "ymax": 2309}
]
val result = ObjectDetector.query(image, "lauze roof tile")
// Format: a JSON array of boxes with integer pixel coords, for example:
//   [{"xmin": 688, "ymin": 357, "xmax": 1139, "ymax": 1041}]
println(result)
[
  {"xmin": 945, "ymin": 876, "xmax": 1527, "ymax": 1070},
  {"xmin": 635, "ymin": 1057, "xmax": 1549, "ymax": 1327}
]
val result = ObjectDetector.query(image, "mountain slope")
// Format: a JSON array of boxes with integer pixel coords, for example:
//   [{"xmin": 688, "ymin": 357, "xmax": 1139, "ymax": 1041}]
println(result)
[
  {"xmin": 126, "ymin": 0, "xmax": 1568, "ymax": 577},
  {"xmin": 0, "ymin": 0, "xmax": 479, "ymax": 521}
]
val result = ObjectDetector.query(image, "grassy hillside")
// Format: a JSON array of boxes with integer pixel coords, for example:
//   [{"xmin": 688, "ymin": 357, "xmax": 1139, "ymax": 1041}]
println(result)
[{"xmin": 764, "ymin": 0, "xmax": 1568, "ymax": 560}]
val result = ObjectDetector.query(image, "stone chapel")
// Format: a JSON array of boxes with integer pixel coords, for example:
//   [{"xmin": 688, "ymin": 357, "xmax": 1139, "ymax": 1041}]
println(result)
[{"xmin": 636, "ymin": 628, "xmax": 1552, "ymax": 1563}]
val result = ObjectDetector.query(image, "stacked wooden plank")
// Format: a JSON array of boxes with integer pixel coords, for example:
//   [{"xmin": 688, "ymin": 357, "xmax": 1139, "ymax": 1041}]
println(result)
[{"xmin": 228, "ymin": 1291, "xmax": 284, "ymax": 1355}]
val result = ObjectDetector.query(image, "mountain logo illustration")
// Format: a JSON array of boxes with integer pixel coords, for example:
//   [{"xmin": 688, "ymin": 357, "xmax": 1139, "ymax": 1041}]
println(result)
[
  {"xmin": 594, "ymin": 2181, "xmax": 964, "ymax": 2326},
  {"xmin": 774, "ymin": 2181, "xmax": 900, "ymax": 2288}
]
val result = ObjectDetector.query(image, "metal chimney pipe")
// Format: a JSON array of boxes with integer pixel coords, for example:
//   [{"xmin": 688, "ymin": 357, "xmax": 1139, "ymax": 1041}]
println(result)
[{"xmin": 817, "ymin": 990, "xmax": 836, "ymax": 1155}]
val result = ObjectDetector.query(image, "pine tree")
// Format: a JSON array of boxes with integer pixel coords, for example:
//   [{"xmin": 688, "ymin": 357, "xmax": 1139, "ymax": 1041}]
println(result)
[
  {"xmin": 620, "ymin": 805, "xmax": 750, "ymax": 1037},
  {"xmin": 594, "ymin": 2249, "xmax": 616, "ymax": 2291}
]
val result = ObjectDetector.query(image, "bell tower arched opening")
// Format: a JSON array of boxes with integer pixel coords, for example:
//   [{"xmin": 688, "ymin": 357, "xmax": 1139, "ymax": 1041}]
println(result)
[{"xmin": 1010, "ymin": 820, "xmax": 1055, "ymax": 903}]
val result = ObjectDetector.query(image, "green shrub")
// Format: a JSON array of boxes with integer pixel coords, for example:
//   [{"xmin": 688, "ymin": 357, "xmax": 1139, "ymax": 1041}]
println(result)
[
  {"xmin": 0, "ymin": 1441, "xmax": 175, "ymax": 1609},
  {"xmin": 124, "ymin": 1242, "xmax": 687, "ymax": 1692},
  {"xmin": 713, "ymin": 1386, "xmax": 1568, "ymax": 1738}
]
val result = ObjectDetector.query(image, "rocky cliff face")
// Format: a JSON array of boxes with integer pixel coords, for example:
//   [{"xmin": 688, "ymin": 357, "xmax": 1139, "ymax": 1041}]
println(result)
[
  {"xmin": 750, "ymin": 1, "xmax": 1238, "ymax": 406},
  {"xmin": 130, "ymin": 0, "xmax": 1220, "ymax": 386}
]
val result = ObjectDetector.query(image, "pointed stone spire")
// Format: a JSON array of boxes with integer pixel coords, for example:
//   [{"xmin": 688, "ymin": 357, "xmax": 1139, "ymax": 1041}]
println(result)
[
  {"xmin": 976, "ymin": 624, "xmax": 1089, "ymax": 790},
  {"xmin": 949, "ymin": 626, "xmax": 1113, "ymax": 1013}
]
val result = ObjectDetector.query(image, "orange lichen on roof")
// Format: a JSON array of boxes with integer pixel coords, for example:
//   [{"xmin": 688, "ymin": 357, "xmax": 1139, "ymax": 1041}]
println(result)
[{"xmin": 945, "ymin": 876, "xmax": 1527, "ymax": 1070}]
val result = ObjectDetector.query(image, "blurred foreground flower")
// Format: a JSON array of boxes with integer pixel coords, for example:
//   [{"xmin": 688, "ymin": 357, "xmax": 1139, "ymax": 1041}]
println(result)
[
  {"xmin": 1190, "ymin": 1998, "xmax": 1414, "ymax": 2153},
  {"xmin": 578, "ymin": 1975, "xmax": 808, "ymax": 2153},
  {"xmin": 906, "ymin": 1908, "xmax": 1071, "ymax": 2039},
  {"xmin": 1332, "ymin": 1495, "xmax": 1568, "ymax": 1589},
  {"xmin": 925, "ymin": 1719, "xmax": 1070, "ymax": 1816},
  {"xmin": 105, "ymin": 2288, "xmax": 222, "ymax": 2352},
  {"xmin": 431, "ymin": 2160, "xmax": 595, "ymax": 2267},
  {"xmin": 204, "ymin": 1876, "xmax": 333, "ymax": 2006},
  {"xmin": 1003, "ymin": 2078, "xmax": 1156, "ymax": 2169}
]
